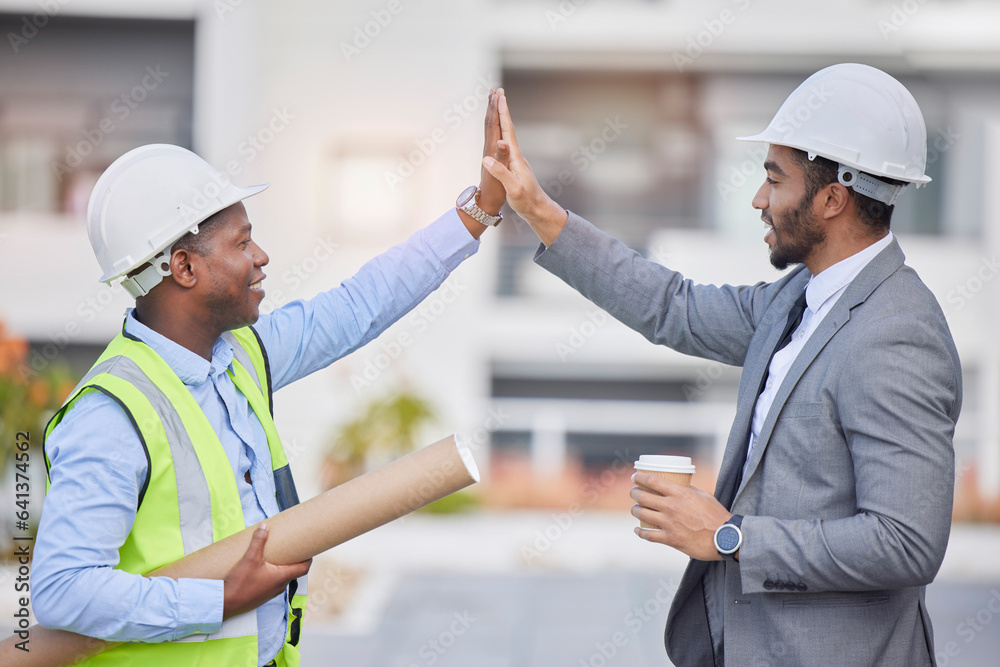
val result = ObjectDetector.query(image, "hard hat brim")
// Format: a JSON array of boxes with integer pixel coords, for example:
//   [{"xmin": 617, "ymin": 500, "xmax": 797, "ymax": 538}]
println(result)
[
  {"xmin": 734, "ymin": 133, "xmax": 932, "ymax": 185},
  {"xmin": 98, "ymin": 181, "xmax": 270, "ymax": 284}
]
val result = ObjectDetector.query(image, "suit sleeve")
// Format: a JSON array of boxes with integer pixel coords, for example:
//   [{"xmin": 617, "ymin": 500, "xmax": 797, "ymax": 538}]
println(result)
[
  {"xmin": 533, "ymin": 212, "xmax": 791, "ymax": 366},
  {"xmin": 737, "ymin": 313, "xmax": 960, "ymax": 593}
]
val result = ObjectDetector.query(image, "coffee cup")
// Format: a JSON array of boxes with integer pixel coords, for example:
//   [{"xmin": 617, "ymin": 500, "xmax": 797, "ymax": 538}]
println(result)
[{"xmin": 633, "ymin": 455, "xmax": 696, "ymax": 530}]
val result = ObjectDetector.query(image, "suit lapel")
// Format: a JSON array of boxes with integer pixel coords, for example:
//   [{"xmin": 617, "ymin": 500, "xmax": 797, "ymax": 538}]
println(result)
[
  {"xmin": 723, "ymin": 240, "xmax": 906, "ymax": 508},
  {"xmin": 714, "ymin": 270, "xmax": 810, "ymax": 507},
  {"xmin": 733, "ymin": 305, "xmax": 851, "ymax": 500}
]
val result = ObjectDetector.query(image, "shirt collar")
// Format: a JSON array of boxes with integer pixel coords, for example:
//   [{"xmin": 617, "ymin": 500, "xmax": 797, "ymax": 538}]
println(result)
[
  {"xmin": 124, "ymin": 309, "xmax": 235, "ymax": 386},
  {"xmin": 804, "ymin": 232, "xmax": 894, "ymax": 313}
]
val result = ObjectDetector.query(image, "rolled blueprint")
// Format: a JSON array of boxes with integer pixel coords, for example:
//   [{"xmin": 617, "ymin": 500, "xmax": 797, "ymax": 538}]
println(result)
[{"xmin": 2, "ymin": 435, "xmax": 479, "ymax": 666}]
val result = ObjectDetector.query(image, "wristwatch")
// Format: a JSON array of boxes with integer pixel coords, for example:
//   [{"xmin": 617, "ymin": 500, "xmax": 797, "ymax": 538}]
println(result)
[
  {"xmin": 456, "ymin": 185, "xmax": 502, "ymax": 227},
  {"xmin": 714, "ymin": 514, "xmax": 744, "ymax": 562}
]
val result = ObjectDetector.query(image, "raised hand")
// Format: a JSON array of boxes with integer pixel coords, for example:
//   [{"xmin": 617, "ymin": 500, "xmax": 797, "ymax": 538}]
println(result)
[
  {"xmin": 482, "ymin": 92, "xmax": 569, "ymax": 246},
  {"xmin": 478, "ymin": 88, "xmax": 509, "ymax": 216},
  {"xmin": 222, "ymin": 523, "xmax": 312, "ymax": 619}
]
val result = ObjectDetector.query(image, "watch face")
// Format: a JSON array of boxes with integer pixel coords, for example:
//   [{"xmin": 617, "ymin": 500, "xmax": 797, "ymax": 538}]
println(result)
[
  {"xmin": 456, "ymin": 185, "xmax": 478, "ymax": 207},
  {"xmin": 716, "ymin": 525, "xmax": 740, "ymax": 553}
]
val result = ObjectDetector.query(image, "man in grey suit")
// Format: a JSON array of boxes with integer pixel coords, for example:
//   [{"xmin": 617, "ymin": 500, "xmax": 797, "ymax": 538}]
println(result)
[{"xmin": 483, "ymin": 64, "xmax": 961, "ymax": 666}]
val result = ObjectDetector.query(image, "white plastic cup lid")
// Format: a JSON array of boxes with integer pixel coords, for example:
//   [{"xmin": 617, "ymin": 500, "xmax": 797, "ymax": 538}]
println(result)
[{"xmin": 634, "ymin": 455, "xmax": 696, "ymax": 474}]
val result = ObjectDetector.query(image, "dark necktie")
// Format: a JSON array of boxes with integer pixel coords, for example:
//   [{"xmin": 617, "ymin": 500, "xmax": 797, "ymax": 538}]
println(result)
[{"xmin": 729, "ymin": 289, "xmax": 808, "ymax": 502}]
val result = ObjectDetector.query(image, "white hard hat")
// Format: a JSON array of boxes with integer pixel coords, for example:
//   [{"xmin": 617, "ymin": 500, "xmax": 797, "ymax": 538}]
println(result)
[
  {"xmin": 87, "ymin": 144, "xmax": 268, "ymax": 298},
  {"xmin": 737, "ymin": 63, "xmax": 930, "ymax": 206}
]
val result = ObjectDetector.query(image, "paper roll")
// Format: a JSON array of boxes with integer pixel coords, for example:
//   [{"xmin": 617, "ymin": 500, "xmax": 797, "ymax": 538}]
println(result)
[{"xmin": 1, "ymin": 435, "xmax": 479, "ymax": 666}]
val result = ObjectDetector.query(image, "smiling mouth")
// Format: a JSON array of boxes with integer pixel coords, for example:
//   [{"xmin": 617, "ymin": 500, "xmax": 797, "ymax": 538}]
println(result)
[
  {"xmin": 249, "ymin": 281, "xmax": 263, "ymax": 290},
  {"xmin": 763, "ymin": 219, "xmax": 775, "ymax": 243}
]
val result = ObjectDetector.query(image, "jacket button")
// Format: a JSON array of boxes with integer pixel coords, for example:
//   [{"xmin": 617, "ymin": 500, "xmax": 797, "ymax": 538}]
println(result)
[
  {"xmin": 797, "ymin": 583, "xmax": 808, "ymax": 591},
  {"xmin": 774, "ymin": 581, "xmax": 785, "ymax": 590},
  {"xmin": 763, "ymin": 579, "xmax": 774, "ymax": 590}
]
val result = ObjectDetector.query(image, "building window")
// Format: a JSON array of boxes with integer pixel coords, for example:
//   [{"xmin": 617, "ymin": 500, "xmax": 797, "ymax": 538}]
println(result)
[{"xmin": 0, "ymin": 15, "xmax": 195, "ymax": 217}]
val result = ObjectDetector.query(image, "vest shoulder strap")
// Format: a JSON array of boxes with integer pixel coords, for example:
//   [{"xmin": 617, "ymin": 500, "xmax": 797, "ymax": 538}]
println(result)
[{"xmin": 222, "ymin": 326, "xmax": 273, "ymax": 416}]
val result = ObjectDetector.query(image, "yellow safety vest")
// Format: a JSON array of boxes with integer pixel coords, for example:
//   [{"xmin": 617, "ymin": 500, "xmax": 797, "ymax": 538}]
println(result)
[{"xmin": 44, "ymin": 324, "xmax": 306, "ymax": 666}]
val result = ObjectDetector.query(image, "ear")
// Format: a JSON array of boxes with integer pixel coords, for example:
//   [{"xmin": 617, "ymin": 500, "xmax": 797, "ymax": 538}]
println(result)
[
  {"xmin": 818, "ymin": 182, "xmax": 851, "ymax": 220},
  {"xmin": 169, "ymin": 249, "xmax": 198, "ymax": 289}
]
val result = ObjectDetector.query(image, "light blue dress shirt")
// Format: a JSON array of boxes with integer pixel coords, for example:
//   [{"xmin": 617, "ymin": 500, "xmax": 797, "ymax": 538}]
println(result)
[{"xmin": 33, "ymin": 210, "xmax": 478, "ymax": 665}]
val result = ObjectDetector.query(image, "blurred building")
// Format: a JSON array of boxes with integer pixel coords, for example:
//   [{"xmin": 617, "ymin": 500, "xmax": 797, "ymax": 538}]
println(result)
[{"xmin": 2, "ymin": 0, "xmax": 999, "ymax": 500}]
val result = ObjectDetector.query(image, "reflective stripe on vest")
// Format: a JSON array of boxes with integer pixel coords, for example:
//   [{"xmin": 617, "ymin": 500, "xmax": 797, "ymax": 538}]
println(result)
[
  {"xmin": 43, "ymin": 324, "xmax": 306, "ymax": 665},
  {"xmin": 75, "ymin": 355, "xmax": 215, "ymax": 554}
]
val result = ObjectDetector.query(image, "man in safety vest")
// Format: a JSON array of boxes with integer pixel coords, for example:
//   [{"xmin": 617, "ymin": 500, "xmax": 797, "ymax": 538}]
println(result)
[{"xmin": 31, "ymin": 91, "xmax": 508, "ymax": 666}]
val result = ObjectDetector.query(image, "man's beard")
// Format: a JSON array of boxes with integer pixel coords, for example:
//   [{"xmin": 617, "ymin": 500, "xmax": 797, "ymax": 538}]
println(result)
[{"xmin": 767, "ymin": 193, "xmax": 826, "ymax": 271}]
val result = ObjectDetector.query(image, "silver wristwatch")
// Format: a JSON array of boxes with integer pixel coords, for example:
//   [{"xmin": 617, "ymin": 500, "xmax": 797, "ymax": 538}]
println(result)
[{"xmin": 456, "ymin": 185, "xmax": 502, "ymax": 227}]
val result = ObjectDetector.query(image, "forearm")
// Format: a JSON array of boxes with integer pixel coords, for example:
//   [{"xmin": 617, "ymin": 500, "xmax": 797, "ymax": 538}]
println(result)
[
  {"xmin": 534, "ymin": 211, "xmax": 762, "ymax": 365},
  {"xmin": 258, "ymin": 208, "xmax": 480, "ymax": 389},
  {"xmin": 32, "ymin": 568, "xmax": 222, "ymax": 642},
  {"xmin": 738, "ymin": 510, "xmax": 948, "ymax": 594}
]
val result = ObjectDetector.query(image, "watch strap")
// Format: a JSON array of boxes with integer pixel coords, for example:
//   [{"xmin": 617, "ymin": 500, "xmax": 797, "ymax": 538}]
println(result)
[{"xmin": 458, "ymin": 187, "xmax": 502, "ymax": 227}]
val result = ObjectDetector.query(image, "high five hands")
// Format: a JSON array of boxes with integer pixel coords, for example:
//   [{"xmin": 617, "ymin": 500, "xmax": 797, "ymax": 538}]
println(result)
[
  {"xmin": 480, "ymin": 91, "xmax": 735, "ymax": 561},
  {"xmin": 482, "ymin": 91, "xmax": 570, "ymax": 247},
  {"xmin": 458, "ymin": 88, "xmax": 510, "ymax": 240}
]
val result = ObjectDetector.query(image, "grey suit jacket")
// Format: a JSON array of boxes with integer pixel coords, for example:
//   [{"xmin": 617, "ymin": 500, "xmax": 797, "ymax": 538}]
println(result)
[{"xmin": 534, "ymin": 213, "xmax": 962, "ymax": 667}]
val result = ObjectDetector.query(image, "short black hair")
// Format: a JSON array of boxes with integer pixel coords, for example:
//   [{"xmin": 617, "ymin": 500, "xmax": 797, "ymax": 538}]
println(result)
[
  {"xmin": 788, "ymin": 149, "xmax": 905, "ymax": 232},
  {"xmin": 171, "ymin": 208, "xmax": 228, "ymax": 256}
]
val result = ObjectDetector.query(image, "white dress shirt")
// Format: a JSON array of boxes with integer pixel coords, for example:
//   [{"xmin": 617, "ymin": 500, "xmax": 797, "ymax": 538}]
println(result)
[{"xmin": 744, "ymin": 232, "xmax": 895, "ymax": 476}]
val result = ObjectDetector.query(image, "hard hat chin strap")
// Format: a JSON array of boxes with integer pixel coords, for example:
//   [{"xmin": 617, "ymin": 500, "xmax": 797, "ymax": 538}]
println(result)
[
  {"xmin": 119, "ymin": 246, "xmax": 174, "ymax": 299},
  {"xmin": 837, "ymin": 164, "xmax": 905, "ymax": 207}
]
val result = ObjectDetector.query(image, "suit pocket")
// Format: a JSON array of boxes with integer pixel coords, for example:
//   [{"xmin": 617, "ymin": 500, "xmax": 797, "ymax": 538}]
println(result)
[
  {"xmin": 782, "ymin": 594, "xmax": 889, "ymax": 608},
  {"xmin": 777, "ymin": 401, "xmax": 824, "ymax": 419}
]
